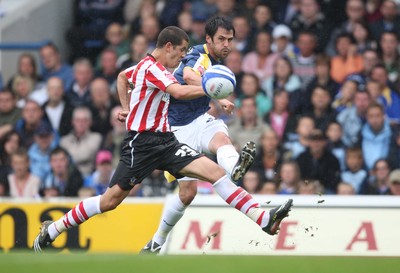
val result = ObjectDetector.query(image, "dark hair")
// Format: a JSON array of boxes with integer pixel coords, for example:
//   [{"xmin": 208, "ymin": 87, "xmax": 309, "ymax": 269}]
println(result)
[
  {"xmin": 0, "ymin": 88, "xmax": 16, "ymax": 99},
  {"xmin": 40, "ymin": 42, "xmax": 60, "ymax": 53},
  {"xmin": 367, "ymin": 101, "xmax": 385, "ymax": 114},
  {"xmin": 371, "ymin": 63, "xmax": 388, "ymax": 74},
  {"xmin": 335, "ymin": 32, "xmax": 357, "ymax": 46},
  {"xmin": 18, "ymin": 53, "xmax": 38, "ymax": 76},
  {"xmin": 346, "ymin": 146, "xmax": 363, "ymax": 158},
  {"xmin": 380, "ymin": 30, "xmax": 399, "ymax": 42},
  {"xmin": 315, "ymin": 53, "xmax": 331, "ymax": 67},
  {"xmin": 156, "ymin": 26, "xmax": 189, "ymax": 48},
  {"xmin": 274, "ymin": 55, "xmax": 293, "ymax": 75},
  {"xmin": 205, "ymin": 16, "xmax": 235, "ymax": 38},
  {"xmin": 50, "ymin": 146, "xmax": 70, "ymax": 159},
  {"xmin": 0, "ymin": 129, "xmax": 21, "ymax": 165},
  {"xmin": 297, "ymin": 30, "xmax": 316, "ymax": 42}
]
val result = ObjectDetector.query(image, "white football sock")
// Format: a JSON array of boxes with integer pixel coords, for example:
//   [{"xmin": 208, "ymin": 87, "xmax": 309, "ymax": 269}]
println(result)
[
  {"xmin": 48, "ymin": 195, "xmax": 101, "ymax": 240},
  {"xmin": 153, "ymin": 194, "xmax": 186, "ymax": 246},
  {"xmin": 213, "ymin": 175, "xmax": 270, "ymax": 227},
  {"xmin": 216, "ymin": 144, "xmax": 239, "ymax": 177}
]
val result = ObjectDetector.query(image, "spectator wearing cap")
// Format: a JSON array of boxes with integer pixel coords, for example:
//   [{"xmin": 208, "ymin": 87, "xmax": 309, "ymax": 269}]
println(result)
[
  {"xmin": 389, "ymin": 169, "xmax": 400, "ymax": 195},
  {"xmin": 271, "ymin": 24, "xmax": 295, "ymax": 55},
  {"xmin": 28, "ymin": 121, "xmax": 58, "ymax": 182},
  {"xmin": 83, "ymin": 150, "xmax": 115, "ymax": 196},
  {"xmin": 296, "ymin": 129, "xmax": 341, "ymax": 194}
]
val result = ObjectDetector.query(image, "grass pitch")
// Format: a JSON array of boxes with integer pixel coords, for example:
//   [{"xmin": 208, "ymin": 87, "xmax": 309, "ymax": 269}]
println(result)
[{"xmin": 1, "ymin": 253, "xmax": 399, "ymax": 273}]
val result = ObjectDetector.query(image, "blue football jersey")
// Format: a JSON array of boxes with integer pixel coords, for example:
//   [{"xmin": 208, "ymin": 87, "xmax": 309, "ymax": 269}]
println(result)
[{"xmin": 168, "ymin": 44, "xmax": 220, "ymax": 126}]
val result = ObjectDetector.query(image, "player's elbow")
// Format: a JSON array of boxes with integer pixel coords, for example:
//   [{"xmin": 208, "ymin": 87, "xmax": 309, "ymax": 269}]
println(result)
[
  {"xmin": 118, "ymin": 71, "xmax": 126, "ymax": 81},
  {"xmin": 171, "ymin": 91, "xmax": 185, "ymax": 100},
  {"xmin": 182, "ymin": 73, "xmax": 193, "ymax": 84}
]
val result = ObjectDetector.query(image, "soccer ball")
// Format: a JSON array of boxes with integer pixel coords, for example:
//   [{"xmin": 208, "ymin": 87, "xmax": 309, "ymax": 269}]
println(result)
[{"xmin": 201, "ymin": 65, "xmax": 236, "ymax": 99}]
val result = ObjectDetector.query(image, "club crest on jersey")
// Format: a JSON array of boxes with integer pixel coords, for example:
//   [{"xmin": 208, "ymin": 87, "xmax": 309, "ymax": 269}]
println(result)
[
  {"xmin": 129, "ymin": 177, "xmax": 138, "ymax": 187},
  {"xmin": 161, "ymin": 93, "xmax": 170, "ymax": 103}
]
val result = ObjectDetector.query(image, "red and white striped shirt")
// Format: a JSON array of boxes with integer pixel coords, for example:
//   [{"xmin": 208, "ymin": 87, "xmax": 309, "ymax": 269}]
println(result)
[{"xmin": 124, "ymin": 54, "xmax": 178, "ymax": 133}]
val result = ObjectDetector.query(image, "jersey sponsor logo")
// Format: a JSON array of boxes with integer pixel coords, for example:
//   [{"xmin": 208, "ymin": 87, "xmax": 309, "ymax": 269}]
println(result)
[{"xmin": 175, "ymin": 145, "xmax": 199, "ymax": 157}]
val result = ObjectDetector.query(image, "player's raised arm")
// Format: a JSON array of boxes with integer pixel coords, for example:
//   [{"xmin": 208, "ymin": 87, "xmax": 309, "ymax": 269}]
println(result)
[{"xmin": 165, "ymin": 82, "xmax": 205, "ymax": 100}]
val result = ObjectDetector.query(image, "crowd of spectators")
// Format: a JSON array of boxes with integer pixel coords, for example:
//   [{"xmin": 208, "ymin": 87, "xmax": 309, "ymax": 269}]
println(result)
[{"xmin": 0, "ymin": 0, "xmax": 400, "ymax": 199}]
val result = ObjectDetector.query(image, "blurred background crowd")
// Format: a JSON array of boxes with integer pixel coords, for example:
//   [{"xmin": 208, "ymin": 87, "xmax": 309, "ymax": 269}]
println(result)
[{"xmin": 0, "ymin": 0, "xmax": 400, "ymax": 199}]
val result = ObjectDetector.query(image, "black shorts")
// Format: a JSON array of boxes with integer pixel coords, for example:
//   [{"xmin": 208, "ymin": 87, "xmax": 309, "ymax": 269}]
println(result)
[{"xmin": 109, "ymin": 131, "xmax": 203, "ymax": 190}]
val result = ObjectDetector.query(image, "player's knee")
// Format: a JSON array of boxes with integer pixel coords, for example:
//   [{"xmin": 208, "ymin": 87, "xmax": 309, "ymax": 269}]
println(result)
[
  {"xmin": 179, "ymin": 187, "xmax": 197, "ymax": 206},
  {"xmin": 100, "ymin": 197, "xmax": 121, "ymax": 212}
]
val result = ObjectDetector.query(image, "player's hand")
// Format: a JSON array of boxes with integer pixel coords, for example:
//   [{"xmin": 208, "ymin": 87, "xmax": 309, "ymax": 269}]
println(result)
[
  {"xmin": 117, "ymin": 110, "xmax": 129, "ymax": 123},
  {"xmin": 218, "ymin": 99, "xmax": 234, "ymax": 115}
]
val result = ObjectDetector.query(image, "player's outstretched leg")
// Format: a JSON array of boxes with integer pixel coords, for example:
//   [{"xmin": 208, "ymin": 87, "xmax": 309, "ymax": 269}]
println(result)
[
  {"xmin": 231, "ymin": 141, "xmax": 256, "ymax": 182},
  {"xmin": 33, "ymin": 195, "xmax": 102, "ymax": 253},
  {"xmin": 213, "ymin": 175, "xmax": 292, "ymax": 234}
]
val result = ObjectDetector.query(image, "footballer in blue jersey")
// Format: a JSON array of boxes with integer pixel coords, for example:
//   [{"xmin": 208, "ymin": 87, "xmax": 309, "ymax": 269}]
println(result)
[
  {"xmin": 142, "ymin": 16, "xmax": 258, "ymax": 254},
  {"xmin": 169, "ymin": 44, "xmax": 219, "ymax": 126}
]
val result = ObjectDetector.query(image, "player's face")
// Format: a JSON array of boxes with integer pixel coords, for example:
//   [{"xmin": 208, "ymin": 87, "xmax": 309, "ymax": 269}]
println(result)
[
  {"xmin": 207, "ymin": 27, "xmax": 234, "ymax": 60},
  {"xmin": 167, "ymin": 40, "xmax": 189, "ymax": 68}
]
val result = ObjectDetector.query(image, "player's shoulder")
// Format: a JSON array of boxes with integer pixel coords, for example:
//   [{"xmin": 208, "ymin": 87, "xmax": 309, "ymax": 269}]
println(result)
[{"xmin": 185, "ymin": 44, "xmax": 206, "ymax": 58}]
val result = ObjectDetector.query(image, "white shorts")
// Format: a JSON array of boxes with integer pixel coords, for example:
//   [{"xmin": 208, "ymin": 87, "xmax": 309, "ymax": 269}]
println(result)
[{"xmin": 171, "ymin": 113, "xmax": 229, "ymax": 181}]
